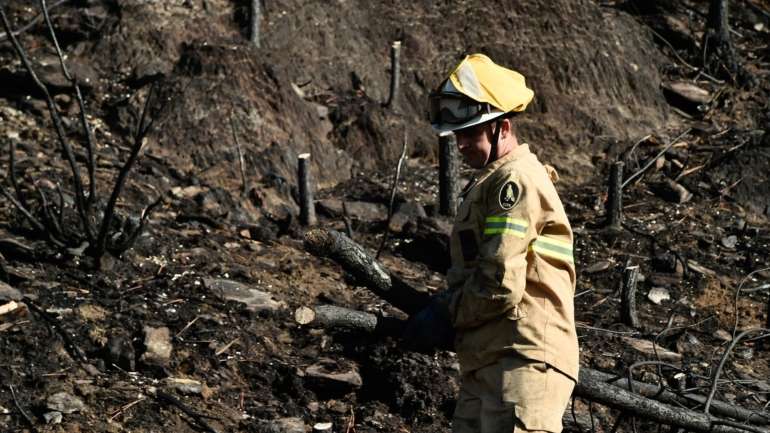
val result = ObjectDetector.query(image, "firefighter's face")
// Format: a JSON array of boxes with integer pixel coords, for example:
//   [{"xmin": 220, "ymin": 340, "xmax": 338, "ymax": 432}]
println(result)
[{"xmin": 455, "ymin": 122, "xmax": 495, "ymax": 169}]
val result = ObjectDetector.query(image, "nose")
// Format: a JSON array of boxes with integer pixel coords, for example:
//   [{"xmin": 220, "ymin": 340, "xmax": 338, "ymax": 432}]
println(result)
[{"xmin": 456, "ymin": 135, "xmax": 470, "ymax": 151}]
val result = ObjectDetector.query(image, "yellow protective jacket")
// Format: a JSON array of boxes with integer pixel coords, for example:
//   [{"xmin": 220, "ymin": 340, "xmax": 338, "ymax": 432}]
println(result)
[{"xmin": 447, "ymin": 143, "xmax": 579, "ymax": 381}]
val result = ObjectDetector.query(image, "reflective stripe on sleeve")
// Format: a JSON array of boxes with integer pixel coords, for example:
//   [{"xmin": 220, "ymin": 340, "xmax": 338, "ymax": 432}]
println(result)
[
  {"xmin": 531, "ymin": 235, "xmax": 574, "ymax": 263},
  {"xmin": 483, "ymin": 216, "xmax": 528, "ymax": 238}
]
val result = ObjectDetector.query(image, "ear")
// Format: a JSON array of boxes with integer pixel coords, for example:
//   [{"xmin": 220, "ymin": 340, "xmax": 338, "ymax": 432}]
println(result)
[{"xmin": 500, "ymin": 117, "xmax": 513, "ymax": 138}]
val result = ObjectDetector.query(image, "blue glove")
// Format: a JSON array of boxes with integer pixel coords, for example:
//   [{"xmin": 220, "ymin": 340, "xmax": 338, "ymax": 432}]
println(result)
[{"xmin": 403, "ymin": 293, "xmax": 455, "ymax": 353}]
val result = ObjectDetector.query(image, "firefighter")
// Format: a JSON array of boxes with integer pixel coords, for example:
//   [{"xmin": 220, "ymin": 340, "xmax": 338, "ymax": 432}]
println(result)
[{"xmin": 405, "ymin": 54, "xmax": 579, "ymax": 433}]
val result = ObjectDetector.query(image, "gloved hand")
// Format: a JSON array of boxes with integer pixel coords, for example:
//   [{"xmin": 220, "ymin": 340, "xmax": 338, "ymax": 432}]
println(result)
[{"xmin": 402, "ymin": 293, "xmax": 455, "ymax": 353}]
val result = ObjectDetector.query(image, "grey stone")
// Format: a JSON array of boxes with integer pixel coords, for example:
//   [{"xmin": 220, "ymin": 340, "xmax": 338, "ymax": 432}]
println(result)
[
  {"xmin": 140, "ymin": 326, "xmax": 172, "ymax": 365},
  {"xmin": 46, "ymin": 392, "xmax": 85, "ymax": 414},
  {"xmin": 163, "ymin": 378, "xmax": 203, "ymax": 395},
  {"xmin": 720, "ymin": 235, "xmax": 738, "ymax": 249},
  {"xmin": 0, "ymin": 282, "xmax": 22, "ymax": 301},
  {"xmin": 44, "ymin": 411, "xmax": 63, "ymax": 424},
  {"xmin": 647, "ymin": 287, "xmax": 670, "ymax": 305},
  {"xmin": 305, "ymin": 361, "xmax": 362, "ymax": 389},
  {"xmin": 256, "ymin": 417, "xmax": 306, "ymax": 433},
  {"xmin": 389, "ymin": 202, "xmax": 427, "ymax": 232},
  {"xmin": 317, "ymin": 199, "xmax": 387, "ymax": 221},
  {"xmin": 204, "ymin": 278, "xmax": 284, "ymax": 313}
]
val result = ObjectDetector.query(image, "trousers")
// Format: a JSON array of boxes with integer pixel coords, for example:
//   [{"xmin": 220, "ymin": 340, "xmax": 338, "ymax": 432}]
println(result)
[{"xmin": 452, "ymin": 356, "xmax": 575, "ymax": 433}]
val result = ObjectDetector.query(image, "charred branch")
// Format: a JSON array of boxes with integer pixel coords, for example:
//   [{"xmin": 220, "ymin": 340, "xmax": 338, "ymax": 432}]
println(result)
[
  {"xmin": 295, "ymin": 305, "xmax": 406, "ymax": 335},
  {"xmin": 377, "ymin": 129, "xmax": 407, "ymax": 258},
  {"xmin": 0, "ymin": 6, "xmax": 94, "ymax": 245},
  {"xmin": 40, "ymin": 0, "xmax": 96, "ymax": 207},
  {"xmin": 93, "ymin": 83, "xmax": 156, "ymax": 262},
  {"xmin": 578, "ymin": 368, "xmax": 767, "ymax": 433},
  {"xmin": 304, "ymin": 229, "xmax": 431, "ymax": 315}
]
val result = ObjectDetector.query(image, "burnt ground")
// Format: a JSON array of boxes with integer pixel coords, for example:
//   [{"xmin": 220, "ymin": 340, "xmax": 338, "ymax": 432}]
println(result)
[{"xmin": 0, "ymin": 0, "xmax": 769, "ymax": 432}]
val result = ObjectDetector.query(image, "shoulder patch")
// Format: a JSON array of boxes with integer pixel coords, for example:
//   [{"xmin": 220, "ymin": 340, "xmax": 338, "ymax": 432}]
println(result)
[{"xmin": 498, "ymin": 181, "xmax": 520, "ymax": 210}]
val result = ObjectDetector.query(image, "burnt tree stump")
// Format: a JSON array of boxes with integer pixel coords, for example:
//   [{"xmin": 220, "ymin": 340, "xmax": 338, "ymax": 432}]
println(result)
[
  {"xmin": 384, "ymin": 41, "xmax": 401, "ymax": 109},
  {"xmin": 606, "ymin": 161, "xmax": 624, "ymax": 230},
  {"xmin": 439, "ymin": 132, "xmax": 459, "ymax": 217},
  {"xmin": 621, "ymin": 265, "xmax": 641, "ymax": 328},
  {"xmin": 250, "ymin": 0, "xmax": 260, "ymax": 47},
  {"xmin": 298, "ymin": 153, "xmax": 316, "ymax": 226}
]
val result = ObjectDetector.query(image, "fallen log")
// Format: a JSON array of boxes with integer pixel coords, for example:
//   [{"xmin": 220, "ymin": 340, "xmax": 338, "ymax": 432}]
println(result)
[
  {"xmin": 304, "ymin": 229, "xmax": 431, "ymax": 315},
  {"xmin": 588, "ymin": 369, "xmax": 770, "ymax": 426},
  {"xmin": 579, "ymin": 368, "xmax": 767, "ymax": 433},
  {"xmin": 294, "ymin": 305, "xmax": 405, "ymax": 336}
]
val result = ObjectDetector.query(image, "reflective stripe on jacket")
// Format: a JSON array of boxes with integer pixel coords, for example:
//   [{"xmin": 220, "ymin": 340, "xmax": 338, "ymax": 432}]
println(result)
[{"xmin": 447, "ymin": 143, "xmax": 579, "ymax": 381}]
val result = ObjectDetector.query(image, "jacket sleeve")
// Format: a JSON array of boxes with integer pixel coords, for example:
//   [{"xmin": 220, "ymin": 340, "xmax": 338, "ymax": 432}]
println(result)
[{"xmin": 449, "ymin": 170, "xmax": 540, "ymax": 330}]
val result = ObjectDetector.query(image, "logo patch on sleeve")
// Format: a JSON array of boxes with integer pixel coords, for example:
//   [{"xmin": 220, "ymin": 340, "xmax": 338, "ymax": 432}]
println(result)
[{"xmin": 498, "ymin": 181, "xmax": 520, "ymax": 210}]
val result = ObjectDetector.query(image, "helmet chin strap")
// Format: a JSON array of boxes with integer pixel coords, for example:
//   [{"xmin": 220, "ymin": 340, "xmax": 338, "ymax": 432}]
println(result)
[{"xmin": 484, "ymin": 120, "xmax": 502, "ymax": 166}]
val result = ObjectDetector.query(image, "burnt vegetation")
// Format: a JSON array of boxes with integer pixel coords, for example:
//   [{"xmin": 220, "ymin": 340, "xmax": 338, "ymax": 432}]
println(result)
[{"xmin": 0, "ymin": 1, "xmax": 768, "ymax": 433}]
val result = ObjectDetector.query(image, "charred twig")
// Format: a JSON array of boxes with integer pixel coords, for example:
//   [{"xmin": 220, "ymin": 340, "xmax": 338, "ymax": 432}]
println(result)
[
  {"xmin": 8, "ymin": 139, "xmax": 26, "ymax": 208},
  {"xmin": 0, "ymin": 185, "xmax": 65, "ymax": 247},
  {"xmin": 732, "ymin": 267, "xmax": 770, "ymax": 337},
  {"xmin": 154, "ymin": 390, "xmax": 219, "ymax": 433},
  {"xmin": 1, "ymin": 7, "xmax": 94, "ymax": 244},
  {"xmin": 0, "ymin": 0, "xmax": 69, "ymax": 42},
  {"xmin": 342, "ymin": 201, "xmax": 354, "ymax": 239},
  {"xmin": 622, "ymin": 129, "xmax": 691, "ymax": 189},
  {"xmin": 112, "ymin": 195, "xmax": 163, "ymax": 254},
  {"xmin": 108, "ymin": 397, "xmax": 147, "ymax": 422},
  {"xmin": 376, "ymin": 129, "xmax": 408, "ymax": 258},
  {"xmin": 34, "ymin": 183, "xmax": 64, "ymax": 240},
  {"xmin": 40, "ymin": 0, "xmax": 96, "ymax": 207},
  {"xmin": 94, "ymin": 83, "xmax": 156, "ymax": 261},
  {"xmin": 228, "ymin": 113, "xmax": 248, "ymax": 196},
  {"xmin": 24, "ymin": 297, "xmax": 89, "ymax": 364},
  {"xmin": 9, "ymin": 385, "xmax": 36, "ymax": 431},
  {"xmin": 705, "ymin": 328, "xmax": 770, "ymax": 416}
]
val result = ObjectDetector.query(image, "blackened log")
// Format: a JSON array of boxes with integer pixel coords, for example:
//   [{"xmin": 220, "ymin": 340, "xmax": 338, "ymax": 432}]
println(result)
[
  {"xmin": 577, "ymin": 368, "xmax": 767, "ymax": 433},
  {"xmin": 303, "ymin": 229, "xmax": 431, "ymax": 315},
  {"xmin": 587, "ymin": 369, "xmax": 770, "ymax": 426},
  {"xmin": 294, "ymin": 305, "xmax": 406, "ymax": 335}
]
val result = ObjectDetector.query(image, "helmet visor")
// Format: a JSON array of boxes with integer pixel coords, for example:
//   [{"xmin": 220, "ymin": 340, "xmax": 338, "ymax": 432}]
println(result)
[{"xmin": 429, "ymin": 92, "xmax": 490, "ymax": 126}]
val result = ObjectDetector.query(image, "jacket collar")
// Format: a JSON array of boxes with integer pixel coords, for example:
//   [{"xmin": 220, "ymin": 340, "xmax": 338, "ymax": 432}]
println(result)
[
  {"xmin": 477, "ymin": 142, "xmax": 530, "ymax": 182},
  {"xmin": 460, "ymin": 143, "xmax": 530, "ymax": 198}
]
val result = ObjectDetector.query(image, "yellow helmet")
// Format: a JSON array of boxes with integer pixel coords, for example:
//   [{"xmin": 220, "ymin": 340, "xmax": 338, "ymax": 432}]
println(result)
[{"xmin": 430, "ymin": 54, "xmax": 534, "ymax": 133}]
